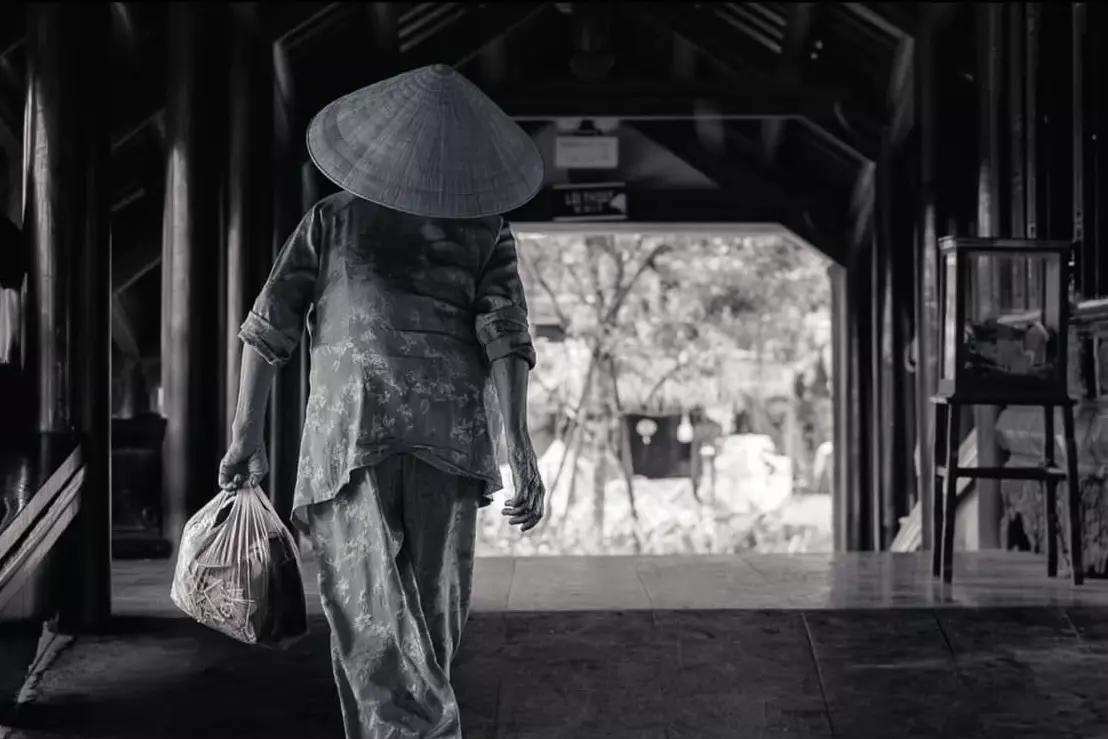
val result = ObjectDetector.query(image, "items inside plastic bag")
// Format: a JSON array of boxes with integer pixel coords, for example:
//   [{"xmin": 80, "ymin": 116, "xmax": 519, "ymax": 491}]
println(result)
[{"xmin": 170, "ymin": 486, "xmax": 308, "ymax": 649}]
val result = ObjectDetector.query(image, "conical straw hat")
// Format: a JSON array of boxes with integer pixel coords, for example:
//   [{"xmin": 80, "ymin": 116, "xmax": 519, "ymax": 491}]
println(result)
[{"xmin": 307, "ymin": 64, "xmax": 545, "ymax": 219}]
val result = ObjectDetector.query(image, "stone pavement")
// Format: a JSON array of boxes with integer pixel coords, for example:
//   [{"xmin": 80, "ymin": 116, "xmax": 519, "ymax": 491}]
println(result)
[{"xmin": 3, "ymin": 553, "xmax": 1108, "ymax": 738}]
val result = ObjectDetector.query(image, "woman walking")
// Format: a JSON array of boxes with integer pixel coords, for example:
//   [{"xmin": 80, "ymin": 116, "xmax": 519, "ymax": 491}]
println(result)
[{"xmin": 218, "ymin": 64, "xmax": 547, "ymax": 739}]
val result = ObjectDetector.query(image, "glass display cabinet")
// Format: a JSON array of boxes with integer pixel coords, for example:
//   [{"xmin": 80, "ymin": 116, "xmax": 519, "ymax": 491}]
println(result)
[
  {"xmin": 930, "ymin": 236, "xmax": 1084, "ymax": 589},
  {"xmin": 937, "ymin": 236, "xmax": 1072, "ymax": 402}
]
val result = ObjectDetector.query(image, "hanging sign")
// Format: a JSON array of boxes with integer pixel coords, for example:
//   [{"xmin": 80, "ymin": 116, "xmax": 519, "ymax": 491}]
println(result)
[
  {"xmin": 554, "ymin": 134, "xmax": 620, "ymax": 169},
  {"xmin": 551, "ymin": 182, "xmax": 628, "ymax": 222}
]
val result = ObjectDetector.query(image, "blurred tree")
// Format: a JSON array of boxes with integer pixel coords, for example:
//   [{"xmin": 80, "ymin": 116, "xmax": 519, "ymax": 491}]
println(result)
[{"xmin": 515, "ymin": 232, "xmax": 831, "ymax": 552}]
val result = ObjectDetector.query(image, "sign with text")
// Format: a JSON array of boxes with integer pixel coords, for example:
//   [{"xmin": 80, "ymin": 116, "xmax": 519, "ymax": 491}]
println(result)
[
  {"xmin": 551, "ymin": 182, "xmax": 629, "ymax": 222},
  {"xmin": 554, "ymin": 135, "xmax": 620, "ymax": 169}
]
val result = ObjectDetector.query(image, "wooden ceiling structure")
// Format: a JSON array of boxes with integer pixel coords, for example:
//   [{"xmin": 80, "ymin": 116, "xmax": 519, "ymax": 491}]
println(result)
[{"xmin": 0, "ymin": 1, "xmax": 935, "ymax": 262}]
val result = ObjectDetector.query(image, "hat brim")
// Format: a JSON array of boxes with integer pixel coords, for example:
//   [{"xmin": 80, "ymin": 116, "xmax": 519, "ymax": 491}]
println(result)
[{"xmin": 305, "ymin": 67, "xmax": 545, "ymax": 219}]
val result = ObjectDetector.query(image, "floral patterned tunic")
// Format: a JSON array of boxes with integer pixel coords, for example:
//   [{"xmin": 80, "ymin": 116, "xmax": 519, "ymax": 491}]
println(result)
[{"xmin": 238, "ymin": 191, "xmax": 536, "ymax": 531}]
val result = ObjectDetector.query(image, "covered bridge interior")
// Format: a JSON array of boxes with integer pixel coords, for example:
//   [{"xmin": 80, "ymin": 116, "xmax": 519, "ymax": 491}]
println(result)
[{"xmin": 3, "ymin": 2, "xmax": 1108, "ymax": 737}]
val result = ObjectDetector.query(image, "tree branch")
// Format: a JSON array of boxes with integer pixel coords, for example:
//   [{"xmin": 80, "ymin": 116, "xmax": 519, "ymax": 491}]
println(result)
[
  {"xmin": 603, "ymin": 242, "xmax": 671, "ymax": 324},
  {"xmin": 517, "ymin": 248, "xmax": 571, "ymax": 329},
  {"xmin": 607, "ymin": 356, "xmax": 640, "ymax": 524}
]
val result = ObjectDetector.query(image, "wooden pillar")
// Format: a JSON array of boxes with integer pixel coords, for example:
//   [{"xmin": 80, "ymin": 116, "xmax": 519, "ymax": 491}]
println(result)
[
  {"xmin": 223, "ymin": 8, "xmax": 274, "ymax": 449},
  {"xmin": 267, "ymin": 39, "xmax": 305, "ymax": 528},
  {"xmin": 868, "ymin": 142, "xmax": 895, "ymax": 549},
  {"xmin": 973, "ymin": 1, "xmax": 1004, "ymax": 550},
  {"xmin": 845, "ymin": 239, "xmax": 872, "ymax": 551},
  {"xmin": 915, "ymin": 14, "xmax": 939, "ymax": 550},
  {"xmin": 161, "ymin": 4, "xmax": 227, "ymax": 553},
  {"xmin": 875, "ymin": 130, "xmax": 915, "ymax": 550},
  {"xmin": 830, "ymin": 263, "xmax": 850, "ymax": 551},
  {"xmin": 22, "ymin": 1, "xmax": 113, "ymax": 630},
  {"xmin": 1033, "ymin": 5, "xmax": 1071, "ymax": 246}
]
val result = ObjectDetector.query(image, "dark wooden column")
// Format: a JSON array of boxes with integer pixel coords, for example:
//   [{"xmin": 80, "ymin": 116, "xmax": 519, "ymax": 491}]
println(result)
[
  {"xmin": 844, "ymin": 237, "xmax": 873, "ymax": 551},
  {"xmin": 161, "ymin": 4, "xmax": 228, "ymax": 553},
  {"xmin": 267, "ymin": 39, "xmax": 306, "ymax": 528},
  {"xmin": 915, "ymin": 13, "xmax": 939, "ymax": 551},
  {"xmin": 972, "ymin": 1, "xmax": 1005, "ymax": 550},
  {"xmin": 22, "ymin": 2, "xmax": 113, "ymax": 630},
  {"xmin": 222, "ymin": 8, "xmax": 274, "ymax": 448},
  {"xmin": 870, "ymin": 145, "xmax": 889, "ymax": 550}
]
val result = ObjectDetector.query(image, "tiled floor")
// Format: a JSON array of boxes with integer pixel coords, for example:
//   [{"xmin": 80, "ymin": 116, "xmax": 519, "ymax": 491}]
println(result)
[
  {"xmin": 113, "ymin": 550, "xmax": 1108, "ymax": 615},
  {"xmin": 4, "ymin": 553, "xmax": 1108, "ymax": 739}
]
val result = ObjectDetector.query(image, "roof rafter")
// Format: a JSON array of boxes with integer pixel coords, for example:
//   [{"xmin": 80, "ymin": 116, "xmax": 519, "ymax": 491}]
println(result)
[
  {"xmin": 402, "ymin": 2, "xmax": 554, "ymax": 71},
  {"xmin": 843, "ymin": 3, "xmax": 915, "ymax": 145},
  {"xmin": 490, "ymin": 78, "xmax": 856, "ymax": 120},
  {"xmin": 633, "ymin": 120, "xmax": 843, "ymax": 262},
  {"xmin": 762, "ymin": 2, "xmax": 816, "ymax": 164},
  {"xmin": 625, "ymin": 1, "xmax": 879, "ymax": 125}
]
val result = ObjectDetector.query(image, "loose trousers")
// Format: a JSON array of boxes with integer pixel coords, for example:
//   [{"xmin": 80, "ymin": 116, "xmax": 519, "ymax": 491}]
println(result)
[{"xmin": 305, "ymin": 455, "xmax": 481, "ymax": 739}]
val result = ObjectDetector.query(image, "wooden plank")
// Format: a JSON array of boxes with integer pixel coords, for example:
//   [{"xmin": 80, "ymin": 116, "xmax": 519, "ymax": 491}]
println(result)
[
  {"xmin": 0, "ymin": 467, "xmax": 84, "ymax": 615},
  {"xmin": 937, "ymin": 465, "xmax": 1066, "ymax": 481},
  {"xmin": 0, "ymin": 444, "xmax": 83, "ymax": 565}
]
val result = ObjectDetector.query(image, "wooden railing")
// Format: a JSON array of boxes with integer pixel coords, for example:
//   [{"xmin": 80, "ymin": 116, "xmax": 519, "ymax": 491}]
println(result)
[{"xmin": 0, "ymin": 435, "xmax": 85, "ymax": 615}]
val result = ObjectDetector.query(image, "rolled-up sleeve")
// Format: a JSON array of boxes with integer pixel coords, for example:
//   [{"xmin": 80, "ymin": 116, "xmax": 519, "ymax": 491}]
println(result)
[
  {"xmin": 238, "ymin": 205, "xmax": 322, "ymax": 366},
  {"xmin": 474, "ymin": 219, "xmax": 536, "ymax": 369}
]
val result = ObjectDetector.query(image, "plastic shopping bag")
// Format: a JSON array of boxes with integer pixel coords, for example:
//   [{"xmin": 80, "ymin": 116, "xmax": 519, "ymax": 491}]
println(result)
[{"xmin": 170, "ymin": 486, "xmax": 308, "ymax": 649}]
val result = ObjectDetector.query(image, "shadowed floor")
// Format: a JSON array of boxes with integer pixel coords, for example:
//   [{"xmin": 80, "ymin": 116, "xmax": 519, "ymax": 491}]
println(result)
[{"xmin": 4, "ymin": 553, "xmax": 1108, "ymax": 738}]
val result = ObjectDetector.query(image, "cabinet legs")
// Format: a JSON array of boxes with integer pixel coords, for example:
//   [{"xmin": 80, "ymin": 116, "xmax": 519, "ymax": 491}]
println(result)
[
  {"xmin": 940, "ymin": 403, "xmax": 960, "ymax": 584},
  {"xmin": 929, "ymin": 400, "xmax": 1084, "ymax": 586},
  {"xmin": 1043, "ymin": 406, "xmax": 1058, "ymax": 578},
  {"xmin": 930, "ymin": 401, "xmax": 960, "ymax": 583},
  {"xmin": 1062, "ymin": 409, "xmax": 1085, "ymax": 586},
  {"xmin": 930, "ymin": 402, "xmax": 948, "ymax": 578}
]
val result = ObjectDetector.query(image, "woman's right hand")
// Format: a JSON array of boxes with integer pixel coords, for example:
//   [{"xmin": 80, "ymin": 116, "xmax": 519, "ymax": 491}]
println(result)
[{"xmin": 218, "ymin": 441, "xmax": 269, "ymax": 491}]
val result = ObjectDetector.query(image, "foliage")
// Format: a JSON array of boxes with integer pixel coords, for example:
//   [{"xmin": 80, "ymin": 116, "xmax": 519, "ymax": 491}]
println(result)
[
  {"xmin": 495, "ymin": 231, "xmax": 833, "ymax": 557},
  {"xmin": 518, "ymin": 233, "xmax": 830, "ymax": 403}
]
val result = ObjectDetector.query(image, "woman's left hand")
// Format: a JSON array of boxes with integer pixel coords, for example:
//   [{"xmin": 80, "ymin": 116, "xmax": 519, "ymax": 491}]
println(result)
[{"xmin": 502, "ymin": 441, "xmax": 547, "ymax": 532}]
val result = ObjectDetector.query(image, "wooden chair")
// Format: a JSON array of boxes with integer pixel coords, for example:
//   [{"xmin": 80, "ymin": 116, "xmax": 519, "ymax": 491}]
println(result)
[{"xmin": 930, "ymin": 394, "xmax": 1084, "ymax": 586}]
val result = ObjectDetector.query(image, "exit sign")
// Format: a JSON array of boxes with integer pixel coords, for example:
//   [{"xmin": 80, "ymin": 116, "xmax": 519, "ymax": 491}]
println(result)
[{"xmin": 551, "ymin": 182, "xmax": 628, "ymax": 222}]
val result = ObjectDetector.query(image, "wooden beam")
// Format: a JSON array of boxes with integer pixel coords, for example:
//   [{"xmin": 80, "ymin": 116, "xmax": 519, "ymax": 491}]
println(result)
[
  {"xmin": 844, "ymin": 4, "xmax": 915, "ymax": 145},
  {"xmin": 0, "ymin": 3, "xmax": 22, "ymax": 62},
  {"xmin": 850, "ymin": 161, "xmax": 876, "ymax": 248},
  {"xmin": 111, "ymin": 293, "xmax": 141, "ymax": 358},
  {"xmin": 0, "ymin": 52, "xmax": 21, "ymax": 142},
  {"xmin": 480, "ymin": 35, "xmax": 508, "ymax": 85},
  {"xmin": 112, "ymin": 244, "xmax": 160, "ymax": 295},
  {"xmin": 627, "ymin": 1, "xmax": 880, "ymax": 125},
  {"xmin": 367, "ymin": 2, "xmax": 399, "ymax": 68},
  {"xmin": 762, "ymin": 3, "xmax": 815, "ymax": 163},
  {"xmin": 491, "ymin": 78, "xmax": 857, "ymax": 120},
  {"xmin": 110, "ymin": 3, "xmax": 139, "ymax": 60},
  {"xmin": 510, "ymin": 187, "xmax": 844, "ymax": 263},
  {"xmin": 631, "ymin": 120, "xmax": 844, "ymax": 262},
  {"xmin": 844, "ymin": 3, "xmax": 919, "ymax": 38},
  {"xmin": 401, "ymin": 2, "xmax": 552, "ymax": 70},
  {"xmin": 670, "ymin": 36, "xmax": 697, "ymax": 82},
  {"xmin": 629, "ymin": 2, "xmax": 779, "ymax": 74},
  {"xmin": 272, "ymin": 2, "xmax": 349, "ymax": 51}
]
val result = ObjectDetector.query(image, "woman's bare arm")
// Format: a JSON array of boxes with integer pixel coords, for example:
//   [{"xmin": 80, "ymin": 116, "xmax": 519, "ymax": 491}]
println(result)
[
  {"xmin": 491, "ymin": 355, "xmax": 531, "ymax": 452},
  {"xmin": 492, "ymin": 355, "xmax": 545, "ymax": 531},
  {"xmin": 231, "ymin": 346, "xmax": 277, "ymax": 450}
]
